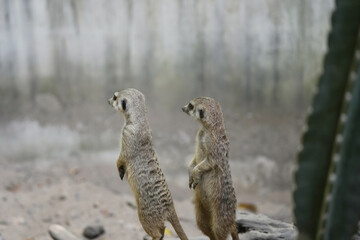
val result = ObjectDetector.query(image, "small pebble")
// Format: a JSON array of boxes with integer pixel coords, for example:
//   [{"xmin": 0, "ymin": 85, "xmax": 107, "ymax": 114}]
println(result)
[
  {"xmin": 69, "ymin": 168, "xmax": 79, "ymax": 176},
  {"xmin": 48, "ymin": 224, "xmax": 80, "ymax": 240},
  {"xmin": 83, "ymin": 225, "xmax": 105, "ymax": 239},
  {"xmin": 0, "ymin": 220, "xmax": 8, "ymax": 225},
  {"xmin": 11, "ymin": 217, "xmax": 26, "ymax": 226},
  {"xmin": 100, "ymin": 209, "xmax": 114, "ymax": 217},
  {"xmin": 42, "ymin": 217, "xmax": 52, "ymax": 223},
  {"xmin": 58, "ymin": 195, "xmax": 66, "ymax": 201},
  {"xmin": 126, "ymin": 201, "xmax": 137, "ymax": 210}
]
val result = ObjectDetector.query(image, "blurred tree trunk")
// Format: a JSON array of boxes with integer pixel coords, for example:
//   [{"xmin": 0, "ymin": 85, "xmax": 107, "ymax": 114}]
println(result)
[
  {"xmin": 22, "ymin": 0, "xmax": 37, "ymax": 105},
  {"xmin": 47, "ymin": 0, "xmax": 70, "ymax": 108},
  {"xmin": 272, "ymin": 26, "xmax": 280, "ymax": 105},
  {"xmin": 243, "ymin": 1, "xmax": 253, "ymax": 110},
  {"xmin": 70, "ymin": 0, "xmax": 79, "ymax": 34},
  {"xmin": 105, "ymin": 39, "xmax": 118, "ymax": 96},
  {"xmin": 2, "ymin": 0, "xmax": 19, "ymax": 117},
  {"xmin": 244, "ymin": 33, "xmax": 253, "ymax": 110},
  {"xmin": 123, "ymin": 0, "xmax": 133, "ymax": 85},
  {"xmin": 142, "ymin": 0, "xmax": 155, "ymax": 98},
  {"xmin": 194, "ymin": 1, "xmax": 206, "ymax": 96}
]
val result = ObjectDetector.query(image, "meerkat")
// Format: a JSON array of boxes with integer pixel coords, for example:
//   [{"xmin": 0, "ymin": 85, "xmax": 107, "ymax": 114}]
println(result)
[
  {"xmin": 182, "ymin": 97, "xmax": 239, "ymax": 240},
  {"xmin": 108, "ymin": 88, "xmax": 188, "ymax": 240}
]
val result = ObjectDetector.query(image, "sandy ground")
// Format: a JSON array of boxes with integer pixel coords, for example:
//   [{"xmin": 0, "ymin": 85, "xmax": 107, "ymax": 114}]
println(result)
[{"xmin": 0, "ymin": 110, "xmax": 301, "ymax": 239}]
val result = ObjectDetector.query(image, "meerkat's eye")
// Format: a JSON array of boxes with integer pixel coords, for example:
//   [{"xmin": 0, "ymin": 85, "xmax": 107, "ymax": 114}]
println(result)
[
  {"xmin": 121, "ymin": 99, "xmax": 127, "ymax": 111},
  {"xmin": 199, "ymin": 109, "xmax": 204, "ymax": 119},
  {"xmin": 113, "ymin": 95, "xmax": 117, "ymax": 101},
  {"xmin": 188, "ymin": 103, "xmax": 194, "ymax": 110}
]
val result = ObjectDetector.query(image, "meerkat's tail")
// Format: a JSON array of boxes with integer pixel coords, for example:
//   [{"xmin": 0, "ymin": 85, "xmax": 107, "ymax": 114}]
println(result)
[{"xmin": 168, "ymin": 207, "xmax": 189, "ymax": 240}]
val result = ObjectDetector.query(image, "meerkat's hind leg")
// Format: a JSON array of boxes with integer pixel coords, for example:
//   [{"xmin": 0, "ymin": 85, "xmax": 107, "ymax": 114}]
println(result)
[
  {"xmin": 231, "ymin": 227, "xmax": 239, "ymax": 240},
  {"xmin": 213, "ymin": 221, "xmax": 237, "ymax": 240},
  {"xmin": 213, "ymin": 227, "xmax": 229, "ymax": 240},
  {"xmin": 195, "ymin": 200, "xmax": 216, "ymax": 240}
]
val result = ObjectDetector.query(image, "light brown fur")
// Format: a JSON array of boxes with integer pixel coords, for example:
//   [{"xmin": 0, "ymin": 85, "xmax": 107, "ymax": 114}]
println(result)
[
  {"xmin": 109, "ymin": 88, "xmax": 188, "ymax": 240},
  {"xmin": 182, "ymin": 97, "xmax": 239, "ymax": 240}
]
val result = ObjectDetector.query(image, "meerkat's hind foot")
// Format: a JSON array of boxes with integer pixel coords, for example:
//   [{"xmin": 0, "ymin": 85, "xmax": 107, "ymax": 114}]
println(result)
[
  {"xmin": 152, "ymin": 237, "xmax": 163, "ymax": 240},
  {"xmin": 149, "ymin": 226, "xmax": 165, "ymax": 240},
  {"xmin": 152, "ymin": 232, "xmax": 164, "ymax": 240}
]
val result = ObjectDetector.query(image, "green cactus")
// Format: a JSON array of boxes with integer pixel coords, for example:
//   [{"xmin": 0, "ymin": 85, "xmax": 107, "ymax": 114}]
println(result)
[{"xmin": 293, "ymin": 0, "xmax": 360, "ymax": 239}]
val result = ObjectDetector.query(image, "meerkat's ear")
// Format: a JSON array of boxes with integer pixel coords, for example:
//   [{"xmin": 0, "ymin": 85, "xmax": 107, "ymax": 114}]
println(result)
[
  {"xmin": 188, "ymin": 103, "xmax": 194, "ymax": 110},
  {"xmin": 121, "ymin": 99, "xmax": 127, "ymax": 111}
]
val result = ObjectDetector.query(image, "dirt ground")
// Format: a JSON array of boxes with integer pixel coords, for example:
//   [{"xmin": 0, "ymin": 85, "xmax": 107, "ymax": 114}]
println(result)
[{"xmin": 0, "ymin": 109, "xmax": 303, "ymax": 239}]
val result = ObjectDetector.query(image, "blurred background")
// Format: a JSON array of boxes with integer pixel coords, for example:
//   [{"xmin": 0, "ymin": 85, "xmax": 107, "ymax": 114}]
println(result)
[{"xmin": 0, "ymin": 0, "xmax": 334, "ymax": 239}]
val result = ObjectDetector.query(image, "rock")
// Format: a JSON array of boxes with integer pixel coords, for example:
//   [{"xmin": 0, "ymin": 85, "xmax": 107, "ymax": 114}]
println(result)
[
  {"xmin": 236, "ymin": 211, "xmax": 297, "ymax": 240},
  {"xmin": 126, "ymin": 201, "xmax": 137, "ymax": 210},
  {"xmin": 48, "ymin": 224, "xmax": 80, "ymax": 240},
  {"xmin": 83, "ymin": 225, "xmax": 105, "ymax": 239}
]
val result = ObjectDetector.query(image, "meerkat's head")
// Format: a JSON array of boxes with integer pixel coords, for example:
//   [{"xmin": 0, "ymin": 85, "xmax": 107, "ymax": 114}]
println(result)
[
  {"xmin": 182, "ymin": 97, "xmax": 224, "ymax": 129},
  {"xmin": 108, "ymin": 88, "xmax": 147, "ymax": 121}
]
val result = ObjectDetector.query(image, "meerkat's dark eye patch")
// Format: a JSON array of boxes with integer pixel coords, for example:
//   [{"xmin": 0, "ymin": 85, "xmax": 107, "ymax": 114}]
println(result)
[
  {"xmin": 199, "ymin": 109, "xmax": 204, "ymax": 119},
  {"xmin": 121, "ymin": 99, "xmax": 127, "ymax": 111},
  {"xmin": 188, "ymin": 103, "xmax": 194, "ymax": 110},
  {"xmin": 113, "ymin": 95, "xmax": 117, "ymax": 101}
]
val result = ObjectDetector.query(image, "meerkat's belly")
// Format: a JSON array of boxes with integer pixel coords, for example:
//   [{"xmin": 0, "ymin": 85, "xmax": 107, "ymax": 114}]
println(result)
[
  {"xmin": 127, "ymin": 166, "xmax": 172, "ymax": 217},
  {"xmin": 196, "ymin": 171, "xmax": 219, "ymax": 202}
]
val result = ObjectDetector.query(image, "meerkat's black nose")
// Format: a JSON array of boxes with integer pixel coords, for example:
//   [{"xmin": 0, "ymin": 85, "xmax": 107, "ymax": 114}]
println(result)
[
  {"xmin": 108, "ymin": 99, "xmax": 111, "ymax": 105},
  {"xmin": 182, "ymin": 106, "xmax": 187, "ymax": 113}
]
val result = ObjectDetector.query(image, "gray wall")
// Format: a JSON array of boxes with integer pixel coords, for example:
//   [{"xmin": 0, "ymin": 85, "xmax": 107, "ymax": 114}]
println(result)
[{"xmin": 0, "ymin": 0, "xmax": 334, "ymax": 117}]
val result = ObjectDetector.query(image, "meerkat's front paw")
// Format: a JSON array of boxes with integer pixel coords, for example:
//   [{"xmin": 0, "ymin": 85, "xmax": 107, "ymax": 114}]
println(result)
[
  {"xmin": 118, "ymin": 166, "xmax": 125, "ymax": 180},
  {"xmin": 189, "ymin": 175, "xmax": 194, "ymax": 189},
  {"xmin": 189, "ymin": 173, "xmax": 199, "ymax": 189},
  {"xmin": 191, "ymin": 178, "xmax": 200, "ymax": 189}
]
